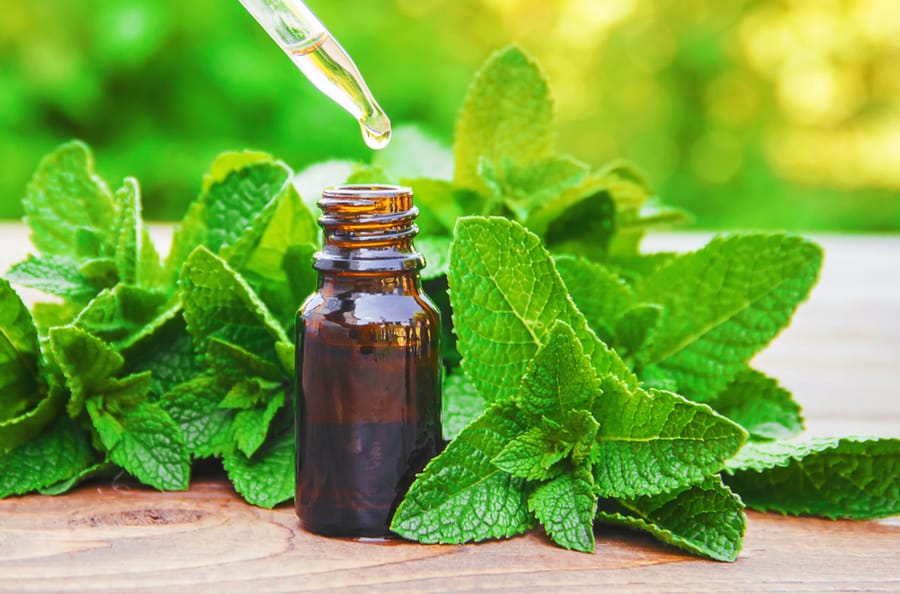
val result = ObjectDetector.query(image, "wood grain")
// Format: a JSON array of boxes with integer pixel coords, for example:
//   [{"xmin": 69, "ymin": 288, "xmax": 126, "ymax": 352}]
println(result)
[{"xmin": 0, "ymin": 224, "xmax": 898, "ymax": 592}]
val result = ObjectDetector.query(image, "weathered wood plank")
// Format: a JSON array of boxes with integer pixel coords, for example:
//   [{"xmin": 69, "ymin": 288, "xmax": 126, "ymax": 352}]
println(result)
[{"xmin": 0, "ymin": 480, "xmax": 898, "ymax": 593}]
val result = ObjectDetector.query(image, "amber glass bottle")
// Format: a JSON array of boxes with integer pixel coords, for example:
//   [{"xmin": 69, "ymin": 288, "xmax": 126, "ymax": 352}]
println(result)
[{"xmin": 295, "ymin": 184, "xmax": 441, "ymax": 537}]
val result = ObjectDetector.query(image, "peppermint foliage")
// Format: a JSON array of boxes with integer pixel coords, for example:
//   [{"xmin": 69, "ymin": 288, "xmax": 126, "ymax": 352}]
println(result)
[{"xmin": 1, "ymin": 45, "xmax": 897, "ymax": 565}]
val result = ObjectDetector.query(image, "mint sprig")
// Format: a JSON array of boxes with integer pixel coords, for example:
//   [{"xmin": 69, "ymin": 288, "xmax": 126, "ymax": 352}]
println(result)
[{"xmin": 1, "ymin": 44, "xmax": 897, "ymax": 561}]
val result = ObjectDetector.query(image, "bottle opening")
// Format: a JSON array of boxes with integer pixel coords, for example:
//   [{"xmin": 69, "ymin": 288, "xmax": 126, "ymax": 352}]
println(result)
[{"xmin": 315, "ymin": 184, "xmax": 424, "ymax": 273}]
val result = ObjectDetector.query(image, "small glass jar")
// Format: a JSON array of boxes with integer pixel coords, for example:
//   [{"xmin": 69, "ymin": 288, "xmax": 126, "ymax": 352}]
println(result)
[{"xmin": 295, "ymin": 184, "xmax": 441, "ymax": 537}]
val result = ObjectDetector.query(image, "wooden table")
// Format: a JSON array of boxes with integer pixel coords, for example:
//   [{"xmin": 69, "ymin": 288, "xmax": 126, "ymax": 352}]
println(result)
[{"xmin": 0, "ymin": 224, "xmax": 898, "ymax": 592}]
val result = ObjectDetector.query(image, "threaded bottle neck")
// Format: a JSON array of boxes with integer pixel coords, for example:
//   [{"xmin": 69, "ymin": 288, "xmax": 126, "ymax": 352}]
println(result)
[{"xmin": 314, "ymin": 184, "xmax": 425, "ymax": 273}]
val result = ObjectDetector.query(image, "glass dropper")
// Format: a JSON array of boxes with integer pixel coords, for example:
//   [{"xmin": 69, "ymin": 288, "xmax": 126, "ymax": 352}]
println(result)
[{"xmin": 238, "ymin": 0, "xmax": 392, "ymax": 150}]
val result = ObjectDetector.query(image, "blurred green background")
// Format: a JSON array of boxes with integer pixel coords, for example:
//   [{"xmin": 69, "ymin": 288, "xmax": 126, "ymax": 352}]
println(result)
[{"xmin": 2, "ymin": 0, "xmax": 899, "ymax": 230}]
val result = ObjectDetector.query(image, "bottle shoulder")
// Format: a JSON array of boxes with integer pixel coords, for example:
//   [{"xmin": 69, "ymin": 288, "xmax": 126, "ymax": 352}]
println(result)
[{"xmin": 300, "ymin": 290, "xmax": 439, "ymax": 327}]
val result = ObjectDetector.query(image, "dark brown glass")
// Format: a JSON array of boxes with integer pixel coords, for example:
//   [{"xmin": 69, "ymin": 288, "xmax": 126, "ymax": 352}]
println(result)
[{"xmin": 295, "ymin": 184, "xmax": 441, "ymax": 537}]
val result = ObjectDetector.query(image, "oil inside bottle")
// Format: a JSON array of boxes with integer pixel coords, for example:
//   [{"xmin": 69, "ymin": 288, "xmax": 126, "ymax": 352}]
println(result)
[
  {"xmin": 287, "ymin": 34, "xmax": 392, "ymax": 150},
  {"xmin": 297, "ymin": 320, "xmax": 440, "ymax": 537}
]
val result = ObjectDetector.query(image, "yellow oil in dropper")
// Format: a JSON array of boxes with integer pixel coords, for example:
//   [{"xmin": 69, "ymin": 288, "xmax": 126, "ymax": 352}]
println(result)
[{"xmin": 238, "ymin": 0, "xmax": 391, "ymax": 150}]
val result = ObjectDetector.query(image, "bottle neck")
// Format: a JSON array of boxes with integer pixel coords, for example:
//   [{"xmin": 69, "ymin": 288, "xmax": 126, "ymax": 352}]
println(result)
[
  {"xmin": 314, "ymin": 184, "xmax": 425, "ymax": 273},
  {"xmin": 317, "ymin": 270, "xmax": 422, "ymax": 297}
]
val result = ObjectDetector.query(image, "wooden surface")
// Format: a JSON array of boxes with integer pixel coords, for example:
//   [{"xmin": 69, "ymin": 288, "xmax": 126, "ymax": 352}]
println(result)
[{"xmin": 0, "ymin": 223, "xmax": 898, "ymax": 592}]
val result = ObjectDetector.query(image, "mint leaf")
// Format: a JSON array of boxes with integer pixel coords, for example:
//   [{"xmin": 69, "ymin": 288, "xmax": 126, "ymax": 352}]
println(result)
[
  {"xmin": 391, "ymin": 401, "xmax": 535, "ymax": 543},
  {"xmin": 231, "ymin": 388, "xmax": 285, "ymax": 457},
  {"xmin": 180, "ymin": 246, "xmax": 290, "ymax": 368},
  {"xmin": 399, "ymin": 178, "xmax": 461, "ymax": 236},
  {"xmin": 201, "ymin": 150, "xmax": 275, "ymax": 193},
  {"xmin": 481, "ymin": 155, "xmax": 589, "ymax": 221},
  {"xmin": 73, "ymin": 285, "xmax": 167, "ymax": 347},
  {"xmin": 454, "ymin": 46, "xmax": 554, "ymax": 195},
  {"xmin": 614, "ymin": 304, "xmax": 663, "ymax": 358},
  {"xmin": 223, "ymin": 431, "xmax": 294, "ymax": 508},
  {"xmin": 708, "ymin": 368, "xmax": 804, "ymax": 440},
  {"xmin": 441, "ymin": 372, "xmax": 485, "ymax": 441},
  {"xmin": 122, "ymin": 312, "xmax": 203, "ymax": 397},
  {"xmin": 528, "ymin": 464, "xmax": 597, "ymax": 553},
  {"xmin": 592, "ymin": 378, "xmax": 747, "ymax": 498},
  {"xmin": 206, "ymin": 338, "xmax": 285, "ymax": 382},
  {"xmin": 416, "ymin": 236, "xmax": 451, "ymax": 280},
  {"xmin": 113, "ymin": 178, "xmax": 140, "ymax": 286},
  {"xmin": 22, "ymin": 140, "xmax": 117, "ymax": 258},
  {"xmin": 597, "ymin": 476, "xmax": 746, "ymax": 562},
  {"xmin": 4, "ymin": 255, "xmax": 100, "ymax": 301},
  {"xmin": 166, "ymin": 159, "xmax": 292, "ymax": 280},
  {"xmin": 373, "ymin": 124, "xmax": 454, "ymax": 182},
  {"xmin": 291, "ymin": 159, "xmax": 355, "ymax": 214},
  {"xmin": 38, "ymin": 462, "xmax": 112, "ymax": 495},
  {"xmin": 555, "ymin": 255, "xmax": 634, "ymax": 343},
  {"xmin": 724, "ymin": 437, "xmax": 900, "ymax": 519},
  {"xmin": 160, "ymin": 376, "xmax": 235, "ymax": 458},
  {"xmin": 49, "ymin": 326, "xmax": 123, "ymax": 417},
  {"xmin": 0, "ymin": 280, "xmax": 43, "ymax": 422},
  {"xmin": 635, "ymin": 234, "xmax": 823, "ymax": 401},
  {"xmin": 0, "ymin": 387, "xmax": 64, "ymax": 455},
  {"xmin": 0, "ymin": 416, "xmax": 94, "ymax": 497},
  {"xmin": 492, "ymin": 423, "xmax": 569, "ymax": 481},
  {"xmin": 518, "ymin": 321, "xmax": 601, "ymax": 418},
  {"xmin": 448, "ymin": 217, "xmax": 635, "ymax": 404},
  {"xmin": 86, "ymin": 399, "xmax": 190, "ymax": 491}
]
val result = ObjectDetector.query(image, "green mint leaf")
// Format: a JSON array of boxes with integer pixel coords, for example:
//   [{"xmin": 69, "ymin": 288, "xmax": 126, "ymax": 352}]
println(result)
[
  {"xmin": 454, "ymin": 46, "xmax": 554, "ymax": 195},
  {"xmin": 636, "ymin": 234, "xmax": 823, "ymax": 401},
  {"xmin": 373, "ymin": 124, "xmax": 454, "ymax": 181},
  {"xmin": 223, "ymin": 431, "xmax": 294, "ymax": 508},
  {"xmin": 231, "ymin": 388, "xmax": 286, "ymax": 458},
  {"xmin": 345, "ymin": 164, "xmax": 391, "ymax": 185},
  {"xmin": 241, "ymin": 183, "xmax": 318, "ymax": 280},
  {"xmin": 73, "ymin": 285, "xmax": 168, "ymax": 348},
  {"xmin": 38, "ymin": 461, "xmax": 112, "ymax": 495},
  {"xmin": 0, "ymin": 416, "xmax": 94, "ymax": 497},
  {"xmin": 0, "ymin": 386, "xmax": 64, "ymax": 455},
  {"xmin": 724, "ymin": 437, "xmax": 900, "ymax": 519},
  {"xmin": 708, "ymin": 368, "xmax": 804, "ymax": 441},
  {"xmin": 113, "ymin": 178, "xmax": 140, "ymax": 286},
  {"xmin": 292, "ymin": 159, "xmax": 356, "ymax": 214},
  {"xmin": 448, "ymin": 216, "xmax": 635, "ymax": 404},
  {"xmin": 399, "ymin": 178, "xmax": 462, "ymax": 236},
  {"xmin": 206, "ymin": 338, "xmax": 286, "ymax": 383},
  {"xmin": 22, "ymin": 140, "xmax": 117, "ymax": 258},
  {"xmin": 528, "ymin": 464, "xmax": 597, "ymax": 553},
  {"xmin": 0, "ymin": 280, "xmax": 43, "ymax": 421},
  {"xmin": 391, "ymin": 400, "xmax": 535, "ymax": 543},
  {"xmin": 86, "ymin": 399, "xmax": 190, "ymax": 491},
  {"xmin": 491, "ymin": 423, "xmax": 569, "ymax": 481},
  {"xmin": 166, "ymin": 159, "xmax": 292, "ymax": 280},
  {"xmin": 441, "ymin": 371, "xmax": 486, "ymax": 441},
  {"xmin": 518, "ymin": 320, "xmax": 601, "ymax": 418},
  {"xmin": 597, "ymin": 476, "xmax": 746, "ymax": 562},
  {"xmin": 111, "ymin": 178, "xmax": 164, "ymax": 291},
  {"xmin": 160, "ymin": 376, "xmax": 235, "ymax": 459},
  {"xmin": 31, "ymin": 302, "xmax": 82, "ymax": 331},
  {"xmin": 221, "ymin": 379, "xmax": 281, "ymax": 409},
  {"xmin": 4, "ymin": 255, "xmax": 99, "ymax": 301},
  {"xmin": 49, "ymin": 326, "xmax": 124, "ymax": 418},
  {"xmin": 416, "ymin": 236, "xmax": 451, "ymax": 280},
  {"xmin": 240, "ymin": 185, "xmax": 318, "ymax": 327},
  {"xmin": 78, "ymin": 258, "xmax": 118, "ymax": 289},
  {"xmin": 201, "ymin": 150, "xmax": 275, "ymax": 193},
  {"xmin": 555, "ymin": 255, "xmax": 634, "ymax": 344},
  {"xmin": 161, "ymin": 377, "xmax": 234, "ymax": 458},
  {"xmin": 592, "ymin": 378, "xmax": 747, "ymax": 498},
  {"xmin": 614, "ymin": 304, "xmax": 663, "ymax": 358},
  {"xmin": 122, "ymin": 312, "xmax": 203, "ymax": 397},
  {"xmin": 180, "ymin": 246, "xmax": 290, "ymax": 369},
  {"xmin": 483, "ymin": 155, "xmax": 589, "ymax": 220}
]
